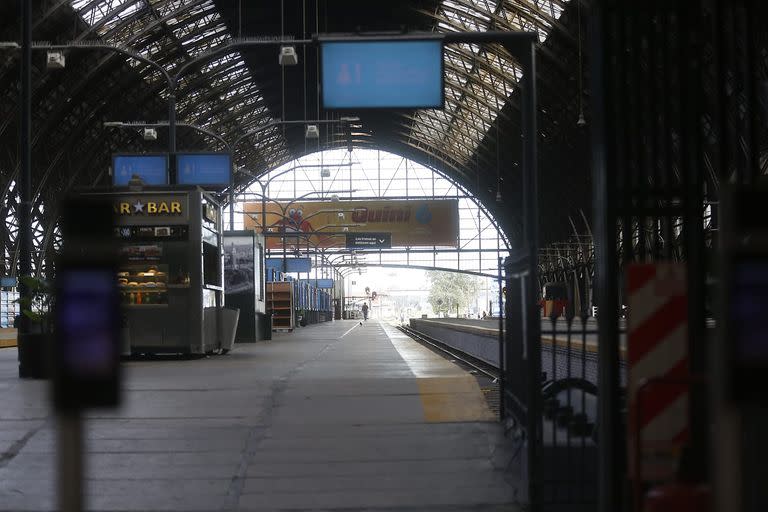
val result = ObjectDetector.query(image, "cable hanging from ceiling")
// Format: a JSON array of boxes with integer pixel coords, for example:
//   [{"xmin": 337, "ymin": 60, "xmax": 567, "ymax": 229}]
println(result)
[{"xmin": 576, "ymin": 0, "xmax": 586, "ymax": 127}]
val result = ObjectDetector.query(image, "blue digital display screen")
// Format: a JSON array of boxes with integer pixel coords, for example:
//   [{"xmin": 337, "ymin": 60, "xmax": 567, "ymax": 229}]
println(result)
[
  {"xmin": 56, "ymin": 269, "xmax": 119, "ymax": 376},
  {"xmin": 731, "ymin": 260, "xmax": 768, "ymax": 361},
  {"xmin": 176, "ymin": 153, "xmax": 232, "ymax": 187},
  {"xmin": 321, "ymin": 39, "xmax": 444, "ymax": 109},
  {"xmin": 112, "ymin": 155, "xmax": 168, "ymax": 186},
  {"xmin": 266, "ymin": 258, "xmax": 312, "ymax": 274}
]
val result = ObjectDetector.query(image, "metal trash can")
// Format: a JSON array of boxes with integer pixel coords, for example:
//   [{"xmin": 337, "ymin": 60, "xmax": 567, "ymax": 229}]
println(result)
[
  {"xmin": 220, "ymin": 307, "xmax": 240, "ymax": 353},
  {"xmin": 263, "ymin": 312, "xmax": 272, "ymax": 341}
]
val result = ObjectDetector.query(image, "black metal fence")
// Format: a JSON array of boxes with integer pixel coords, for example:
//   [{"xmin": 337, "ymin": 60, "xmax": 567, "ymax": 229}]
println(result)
[
  {"xmin": 502, "ymin": 1, "xmax": 767, "ymax": 511},
  {"xmin": 505, "ymin": 260, "xmax": 607, "ymax": 512}
]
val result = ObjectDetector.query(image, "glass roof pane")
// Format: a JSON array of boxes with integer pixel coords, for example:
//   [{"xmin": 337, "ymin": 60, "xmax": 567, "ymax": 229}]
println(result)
[
  {"xmin": 69, "ymin": 0, "xmax": 288, "ymax": 173},
  {"xmin": 410, "ymin": 0, "xmax": 571, "ymax": 164}
]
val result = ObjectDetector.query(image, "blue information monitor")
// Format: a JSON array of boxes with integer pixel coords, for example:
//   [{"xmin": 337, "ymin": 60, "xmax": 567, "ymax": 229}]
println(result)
[
  {"xmin": 112, "ymin": 155, "xmax": 168, "ymax": 186},
  {"xmin": 321, "ymin": 39, "xmax": 444, "ymax": 109},
  {"xmin": 266, "ymin": 258, "xmax": 312, "ymax": 274},
  {"xmin": 310, "ymin": 279, "xmax": 334, "ymax": 289},
  {"xmin": 176, "ymin": 153, "xmax": 232, "ymax": 187}
]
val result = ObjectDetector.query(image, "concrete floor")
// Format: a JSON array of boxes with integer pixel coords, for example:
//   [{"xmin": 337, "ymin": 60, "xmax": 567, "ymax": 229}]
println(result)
[{"xmin": 0, "ymin": 320, "xmax": 519, "ymax": 511}]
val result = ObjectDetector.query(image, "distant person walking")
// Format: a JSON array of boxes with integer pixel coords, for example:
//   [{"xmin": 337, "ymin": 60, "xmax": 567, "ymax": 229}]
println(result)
[{"xmin": 361, "ymin": 303, "xmax": 369, "ymax": 321}]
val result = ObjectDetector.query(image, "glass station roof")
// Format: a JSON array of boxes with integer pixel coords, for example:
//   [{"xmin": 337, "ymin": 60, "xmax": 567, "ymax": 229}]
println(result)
[
  {"xmin": 408, "ymin": 0, "xmax": 570, "ymax": 164},
  {"xmin": 69, "ymin": 0, "xmax": 290, "ymax": 170},
  {"xmin": 68, "ymin": 0, "xmax": 571, "ymax": 173}
]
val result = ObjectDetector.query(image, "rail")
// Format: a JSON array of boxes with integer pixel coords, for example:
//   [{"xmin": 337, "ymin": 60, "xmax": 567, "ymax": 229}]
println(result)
[{"xmin": 397, "ymin": 324, "xmax": 499, "ymax": 381}]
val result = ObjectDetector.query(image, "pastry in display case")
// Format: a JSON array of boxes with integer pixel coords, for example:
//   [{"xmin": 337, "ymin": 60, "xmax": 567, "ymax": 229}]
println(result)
[{"xmin": 117, "ymin": 264, "xmax": 169, "ymax": 306}]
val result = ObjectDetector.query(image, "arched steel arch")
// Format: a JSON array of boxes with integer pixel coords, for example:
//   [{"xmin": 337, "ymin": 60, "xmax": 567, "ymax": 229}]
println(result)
[
  {"xmin": 0, "ymin": 0, "xmax": 594, "ymax": 280},
  {"xmin": 240, "ymin": 149, "xmax": 512, "ymax": 285},
  {"xmin": 331, "ymin": 262, "xmax": 501, "ymax": 280},
  {"xmin": 247, "ymin": 147, "xmax": 512, "ymax": 252}
]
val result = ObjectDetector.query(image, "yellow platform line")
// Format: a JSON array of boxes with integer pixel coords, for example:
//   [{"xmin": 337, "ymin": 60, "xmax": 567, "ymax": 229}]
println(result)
[
  {"xmin": 0, "ymin": 338, "xmax": 17, "ymax": 348},
  {"xmin": 417, "ymin": 375, "xmax": 495, "ymax": 423},
  {"xmin": 381, "ymin": 323, "xmax": 496, "ymax": 423},
  {"xmin": 0, "ymin": 328, "xmax": 17, "ymax": 348}
]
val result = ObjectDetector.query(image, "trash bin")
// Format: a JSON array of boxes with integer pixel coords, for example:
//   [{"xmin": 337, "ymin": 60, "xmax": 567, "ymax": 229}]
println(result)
[
  {"xmin": 220, "ymin": 307, "xmax": 240, "ymax": 354},
  {"xmin": 263, "ymin": 312, "xmax": 272, "ymax": 341}
]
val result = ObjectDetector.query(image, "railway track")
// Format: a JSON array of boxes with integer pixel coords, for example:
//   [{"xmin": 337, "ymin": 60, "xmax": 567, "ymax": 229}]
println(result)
[
  {"xmin": 397, "ymin": 324, "xmax": 499, "ymax": 379},
  {"xmin": 399, "ymin": 322, "xmax": 601, "ymax": 440}
]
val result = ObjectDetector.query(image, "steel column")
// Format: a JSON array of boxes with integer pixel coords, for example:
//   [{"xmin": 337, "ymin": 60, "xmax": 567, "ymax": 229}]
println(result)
[
  {"xmin": 497, "ymin": 256, "xmax": 505, "ymax": 421},
  {"xmin": 519, "ymin": 39, "xmax": 541, "ymax": 512},
  {"xmin": 18, "ymin": 0, "xmax": 33, "ymax": 343},
  {"xmin": 168, "ymin": 90, "xmax": 176, "ymax": 154},
  {"xmin": 590, "ymin": 3, "xmax": 624, "ymax": 510}
]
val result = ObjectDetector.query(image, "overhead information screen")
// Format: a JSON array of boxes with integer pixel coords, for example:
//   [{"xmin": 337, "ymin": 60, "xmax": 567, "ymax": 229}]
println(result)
[
  {"xmin": 112, "ymin": 155, "xmax": 168, "ymax": 186},
  {"xmin": 176, "ymin": 153, "xmax": 232, "ymax": 187},
  {"xmin": 320, "ymin": 39, "xmax": 444, "ymax": 109}
]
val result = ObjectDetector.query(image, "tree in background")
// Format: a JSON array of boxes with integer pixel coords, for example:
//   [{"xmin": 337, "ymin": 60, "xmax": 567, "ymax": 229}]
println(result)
[{"xmin": 427, "ymin": 271, "xmax": 478, "ymax": 316}]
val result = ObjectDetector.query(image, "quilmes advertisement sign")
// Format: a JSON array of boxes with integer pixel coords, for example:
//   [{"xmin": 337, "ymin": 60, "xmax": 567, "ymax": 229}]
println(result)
[{"xmin": 243, "ymin": 199, "xmax": 459, "ymax": 249}]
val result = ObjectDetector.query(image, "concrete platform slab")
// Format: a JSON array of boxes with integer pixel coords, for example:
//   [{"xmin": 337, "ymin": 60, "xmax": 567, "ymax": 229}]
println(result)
[{"xmin": 0, "ymin": 320, "xmax": 520, "ymax": 511}]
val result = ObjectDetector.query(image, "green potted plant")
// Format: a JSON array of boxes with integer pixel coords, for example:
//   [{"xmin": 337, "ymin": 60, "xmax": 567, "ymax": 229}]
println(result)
[{"xmin": 15, "ymin": 275, "xmax": 54, "ymax": 379}]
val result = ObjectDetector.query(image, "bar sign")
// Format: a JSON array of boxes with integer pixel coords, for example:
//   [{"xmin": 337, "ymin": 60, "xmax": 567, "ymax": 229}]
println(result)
[{"xmin": 345, "ymin": 233, "xmax": 391, "ymax": 249}]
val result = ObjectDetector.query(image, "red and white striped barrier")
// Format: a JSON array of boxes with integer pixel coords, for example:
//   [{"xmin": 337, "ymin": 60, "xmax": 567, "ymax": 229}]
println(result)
[{"xmin": 627, "ymin": 263, "xmax": 689, "ymax": 482}]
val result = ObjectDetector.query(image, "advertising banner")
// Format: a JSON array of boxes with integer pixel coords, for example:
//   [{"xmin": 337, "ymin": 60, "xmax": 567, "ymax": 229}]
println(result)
[
  {"xmin": 243, "ymin": 199, "xmax": 458, "ymax": 249},
  {"xmin": 224, "ymin": 235, "xmax": 256, "ymax": 296}
]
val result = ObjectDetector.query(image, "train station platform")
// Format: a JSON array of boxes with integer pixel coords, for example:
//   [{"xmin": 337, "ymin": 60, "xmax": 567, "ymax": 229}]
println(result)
[
  {"xmin": 0, "ymin": 328, "xmax": 16, "ymax": 349},
  {"xmin": 0, "ymin": 320, "xmax": 519, "ymax": 511}
]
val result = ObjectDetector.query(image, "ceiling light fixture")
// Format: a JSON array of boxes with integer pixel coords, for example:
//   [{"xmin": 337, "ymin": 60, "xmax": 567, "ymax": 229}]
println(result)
[
  {"xmin": 305, "ymin": 125, "xmax": 319, "ymax": 139},
  {"xmin": 279, "ymin": 45, "xmax": 298, "ymax": 66},
  {"xmin": 46, "ymin": 51, "xmax": 65, "ymax": 69}
]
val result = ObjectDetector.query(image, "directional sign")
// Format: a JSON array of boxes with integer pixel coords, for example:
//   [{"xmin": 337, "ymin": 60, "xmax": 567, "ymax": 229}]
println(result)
[{"xmin": 345, "ymin": 233, "xmax": 391, "ymax": 249}]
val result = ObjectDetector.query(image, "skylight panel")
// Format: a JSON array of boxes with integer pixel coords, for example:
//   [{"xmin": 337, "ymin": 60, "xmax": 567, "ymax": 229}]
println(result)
[
  {"xmin": 72, "ymin": 0, "xmax": 144, "ymax": 30},
  {"xmin": 148, "ymin": 0, "xmax": 185, "ymax": 17},
  {"xmin": 411, "ymin": 0, "xmax": 570, "ymax": 164}
]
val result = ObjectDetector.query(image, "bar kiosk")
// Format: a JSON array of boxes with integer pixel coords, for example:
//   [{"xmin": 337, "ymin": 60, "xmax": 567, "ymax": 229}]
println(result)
[{"xmin": 89, "ymin": 189, "xmax": 225, "ymax": 355}]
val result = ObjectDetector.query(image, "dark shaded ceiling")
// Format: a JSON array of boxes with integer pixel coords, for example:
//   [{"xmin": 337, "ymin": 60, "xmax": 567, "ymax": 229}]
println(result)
[{"xmin": 0, "ymin": 0, "xmax": 591, "ymax": 275}]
